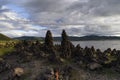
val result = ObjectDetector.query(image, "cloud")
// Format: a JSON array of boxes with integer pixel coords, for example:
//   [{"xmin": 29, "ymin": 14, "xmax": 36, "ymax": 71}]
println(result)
[
  {"xmin": 18, "ymin": 0, "xmax": 120, "ymax": 23},
  {"xmin": 1, "ymin": 0, "xmax": 120, "ymax": 37},
  {"xmin": 0, "ymin": 6, "xmax": 45, "ymax": 37}
]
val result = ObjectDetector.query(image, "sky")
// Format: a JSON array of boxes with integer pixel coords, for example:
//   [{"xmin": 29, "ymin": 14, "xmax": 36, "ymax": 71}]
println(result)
[{"xmin": 0, "ymin": 0, "xmax": 120, "ymax": 37}]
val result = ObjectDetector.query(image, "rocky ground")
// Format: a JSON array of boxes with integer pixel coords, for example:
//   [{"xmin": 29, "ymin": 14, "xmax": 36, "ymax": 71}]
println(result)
[
  {"xmin": 0, "ymin": 54, "xmax": 120, "ymax": 80},
  {"xmin": 1, "ymin": 30, "xmax": 120, "ymax": 80}
]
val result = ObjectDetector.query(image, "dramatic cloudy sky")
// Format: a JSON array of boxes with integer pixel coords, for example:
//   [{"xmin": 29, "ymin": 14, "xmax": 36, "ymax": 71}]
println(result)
[{"xmin": 0, "ymin": 0, "xmax": 120, "ymax": 37}]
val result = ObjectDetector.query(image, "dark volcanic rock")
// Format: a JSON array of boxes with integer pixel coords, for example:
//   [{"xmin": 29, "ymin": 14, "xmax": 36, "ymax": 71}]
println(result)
[
  {"xmin": 0, "ymin": 58, "xmax": 11, "ymax": 73},
  {"xmin": 87, "ymin": 62, "xmax": 102, "ymax": 70}
]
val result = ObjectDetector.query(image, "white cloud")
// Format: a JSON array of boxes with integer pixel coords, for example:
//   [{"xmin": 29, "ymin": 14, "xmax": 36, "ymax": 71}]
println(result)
[{"xmin": 0, "ymin": 6, "xmax": 45, "ymax": 37}]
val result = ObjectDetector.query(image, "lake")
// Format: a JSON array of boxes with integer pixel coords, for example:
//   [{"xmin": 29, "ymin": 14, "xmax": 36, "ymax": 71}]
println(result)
[{"xmin": 54, "ymin": 40, "xmax": 120, "ymax": 51}]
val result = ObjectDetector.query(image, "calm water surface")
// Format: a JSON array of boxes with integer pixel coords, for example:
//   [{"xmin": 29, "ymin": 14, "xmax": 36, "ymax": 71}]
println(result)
[{"xmin": 54, "ymin": 40, "xmax": 120, "ymax": 51}]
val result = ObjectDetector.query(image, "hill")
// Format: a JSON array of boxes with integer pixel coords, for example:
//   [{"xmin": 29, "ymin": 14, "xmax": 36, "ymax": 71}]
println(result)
[
  {"xmin": 53, "ymin": 35, "xmax": 120, "ymax": 41},
  {"xmin": 14, "ymin": 35, "xmax": 120, "ymax": 41},
  {"xmin": 71, "ymin": 35, "xmax": 120, "ymax": 41},
  {"xmin": 0, "ymin": 33, "xmax": 11, "ymax": 41},
  {"xmin": 13, "ymin": 36, "xmax": 43, "ymax": 41}
]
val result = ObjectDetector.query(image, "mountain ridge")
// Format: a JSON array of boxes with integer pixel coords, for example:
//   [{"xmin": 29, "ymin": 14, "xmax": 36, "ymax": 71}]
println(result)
[
  {"xmin": 13, "ymin": 35, "xmax": 120, "ymax": 41},
  {"xmin": 0, "ymin": 33, "xmax": 11, "ymax": 41}
]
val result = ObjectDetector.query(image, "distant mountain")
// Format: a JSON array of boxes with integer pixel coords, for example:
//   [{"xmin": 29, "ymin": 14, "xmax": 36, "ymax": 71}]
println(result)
[
  {"xmin": 53, "ymin": 35, "xmax": 120, "ymax": 41},
  {"xmin": 13, "ymin": 35, "xmax": 120, "ymax": 41},
  {"xmin": 78, "ymin": 35, "xmax": 120, "ymax": 41},
  {"xmin": 0, "ymin": 33, "xmax": 11, "ymax": 41},
  {"xmin": 13, "ymin": 36, "xmax": 43, "ymax": 41}
]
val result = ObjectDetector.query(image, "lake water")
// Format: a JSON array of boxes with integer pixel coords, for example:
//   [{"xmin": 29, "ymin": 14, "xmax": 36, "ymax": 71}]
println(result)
[{"xmin": 54, "ymin": 40, "xmax": 120, "ymax": 51}]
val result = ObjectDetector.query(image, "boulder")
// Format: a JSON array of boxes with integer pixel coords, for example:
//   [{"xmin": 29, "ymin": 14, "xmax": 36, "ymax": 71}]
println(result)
[
  {"xmin": 0, "ymin": 58, "xmax": 11, "ymax": 73},
  {"xmin": 13, "ymin": 67, "xmax": 24, "ymax": 77},
  {"xmin": 46, "ymin": 68, "xmax": 54, "ymax": 75},
  {"xmin": 36, "ymin": 68, "xmax": 55, "ymax": 80},
  {"xmin": 88, "ymin": 62, "xmax": 102, "ymax": 70}
]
